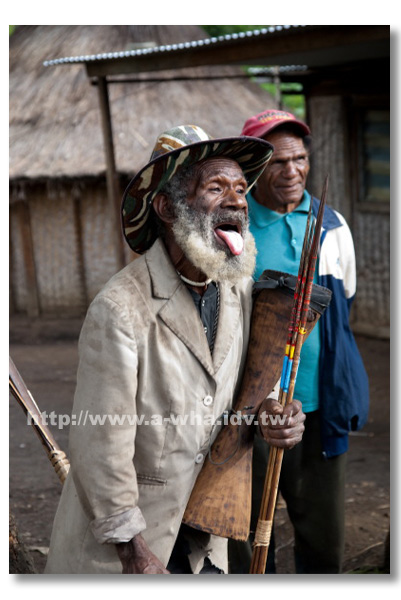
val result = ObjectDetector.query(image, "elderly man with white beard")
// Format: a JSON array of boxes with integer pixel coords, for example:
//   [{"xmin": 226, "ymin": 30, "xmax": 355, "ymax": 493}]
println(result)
[{"xmin": 44, "ymin": 125, "xmax": 306, "ymax": 575}]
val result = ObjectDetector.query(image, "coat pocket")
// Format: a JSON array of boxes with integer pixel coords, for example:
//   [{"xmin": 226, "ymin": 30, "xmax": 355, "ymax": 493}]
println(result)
[{"xmin": 136, "ymin": 473, "xmax": 167, "ymax": 486}]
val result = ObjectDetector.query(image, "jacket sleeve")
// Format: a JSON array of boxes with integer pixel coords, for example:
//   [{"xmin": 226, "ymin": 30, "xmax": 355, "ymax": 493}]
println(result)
[
  {"xmin": 68, "ymin": 294, "xmax": 146, "ymax": 544},
  {"xmin": 335, "ymin": 212, "xmax": 357, "ymax": 302}
]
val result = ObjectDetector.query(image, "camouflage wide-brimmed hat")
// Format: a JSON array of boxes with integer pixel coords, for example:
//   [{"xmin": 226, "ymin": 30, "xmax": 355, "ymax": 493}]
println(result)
[{"xmin": 121, "ymin": 124, "xmax": 274, "ymax": 254}]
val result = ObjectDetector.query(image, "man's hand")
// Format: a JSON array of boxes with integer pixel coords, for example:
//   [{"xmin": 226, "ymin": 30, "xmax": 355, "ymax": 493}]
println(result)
[
  {"xmin": 258, "ymin": 397, "xmax": 305, "ymax": 449},
  {"xmin": 116, "ymin": 533, "xmax": 170, "ymax": 574}
]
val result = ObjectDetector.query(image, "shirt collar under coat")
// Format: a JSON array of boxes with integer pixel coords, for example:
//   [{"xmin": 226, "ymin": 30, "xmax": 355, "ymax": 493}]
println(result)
[{"xmin": 144, "ymin": 237, "xmax": 243, "ymax": 377}]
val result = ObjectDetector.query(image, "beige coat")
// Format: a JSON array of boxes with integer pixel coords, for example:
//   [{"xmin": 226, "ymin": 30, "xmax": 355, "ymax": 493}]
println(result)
[{"xmin": 45, "ymin": 239, "xmax": 253, "ymax": 574}]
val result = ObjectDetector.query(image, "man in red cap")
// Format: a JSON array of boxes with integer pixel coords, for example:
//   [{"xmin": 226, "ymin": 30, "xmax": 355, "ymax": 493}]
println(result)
[{"xmin": 229, "ymin": 110, "xmax": 369, "ymax": 574}]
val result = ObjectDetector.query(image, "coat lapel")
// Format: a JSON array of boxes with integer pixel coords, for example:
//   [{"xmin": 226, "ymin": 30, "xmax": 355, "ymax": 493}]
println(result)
[
  {"xmin": 145, "ymin": 239, "xmax": 242, "ymax": 377},
  {"xmin": 146, "ymin": 239, "xmax": 214, "ymax": 376},
  {"xmin": 159, "ymin": 288, "xmax": 214, "ymax": 375},
  {"xmin": 212, "ymin": 282, "xmax": 241, "ymax": 373}
]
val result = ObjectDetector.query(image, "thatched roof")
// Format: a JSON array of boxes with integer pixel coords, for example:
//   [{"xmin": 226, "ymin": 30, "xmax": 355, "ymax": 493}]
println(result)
[{"xmin": 9, "ymin": 25, "xmax": 276, "ymax": 181}]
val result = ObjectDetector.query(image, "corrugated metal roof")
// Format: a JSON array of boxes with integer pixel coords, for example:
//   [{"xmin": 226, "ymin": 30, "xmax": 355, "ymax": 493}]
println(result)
[{"xmin": 43, "ymin": 25, "xmax": 306, "ymax": 67}]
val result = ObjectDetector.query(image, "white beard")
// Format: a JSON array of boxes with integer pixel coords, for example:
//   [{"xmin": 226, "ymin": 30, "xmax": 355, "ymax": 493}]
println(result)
[{"xmin": 171, "ymin": 204, "xmax": 256, "ymax": 285}]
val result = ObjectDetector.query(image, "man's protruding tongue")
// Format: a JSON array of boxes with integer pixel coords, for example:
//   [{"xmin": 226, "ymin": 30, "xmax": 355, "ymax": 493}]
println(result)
[{"xmin": 215, "ymin": 227, "xmax": 244, "ymax": 256}]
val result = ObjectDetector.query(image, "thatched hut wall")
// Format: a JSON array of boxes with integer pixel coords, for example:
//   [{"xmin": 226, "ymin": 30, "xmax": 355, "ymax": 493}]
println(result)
[
  {"xmin": 308, "ymin": 96, "xmax": 350, "ymax": 221},
  {"xmin": 307, "ymin": 95, "xmax": 390, "ymax": 337},
  {"xmin": 352, "ymin": 212, "xmax": 390, "ymax": 338},
  {"xmin": 9, "ymin": 178, "xmax": 131, "ymax": 315}
]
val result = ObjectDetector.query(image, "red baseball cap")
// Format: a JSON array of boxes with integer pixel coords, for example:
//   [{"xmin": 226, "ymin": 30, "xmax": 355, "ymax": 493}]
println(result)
[{"xmin": 241, "ymin": 109, "xmax": 311, "ymax": 139}]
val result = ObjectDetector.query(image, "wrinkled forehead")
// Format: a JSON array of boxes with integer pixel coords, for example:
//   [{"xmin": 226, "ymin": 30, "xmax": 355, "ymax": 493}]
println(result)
[
  {"xmin": 192, "ymin": 156, "xmax": 246, "ymax": 183},
  {"xmin": 265, "ymin": 129, "xmax": 310, "ymax": 154}
]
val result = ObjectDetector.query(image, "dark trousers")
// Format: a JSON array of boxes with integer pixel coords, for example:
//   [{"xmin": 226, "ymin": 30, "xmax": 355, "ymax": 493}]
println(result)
[
  {"xmin": 167, "ymin": 525, "xmax": 224, "ymax": 574},
  {"xmin": 229, "ymin": 411, "xmax": 346, "ymax": 574}
]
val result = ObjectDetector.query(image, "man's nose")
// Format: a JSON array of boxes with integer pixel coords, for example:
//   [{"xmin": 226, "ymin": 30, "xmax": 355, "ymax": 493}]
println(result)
[
  {"xmin": 221, "ymin": 188, "xmax": 248, "ymax": 212},
  {"xmin": 282, "ymin": 160, "xmax": 297, "ymax": 176}
]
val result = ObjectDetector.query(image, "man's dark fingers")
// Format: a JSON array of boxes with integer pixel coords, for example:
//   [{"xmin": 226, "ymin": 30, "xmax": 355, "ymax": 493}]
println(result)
[{"xmin": 262, "ymin": 397, "xmax": 284, "ymax": 414}]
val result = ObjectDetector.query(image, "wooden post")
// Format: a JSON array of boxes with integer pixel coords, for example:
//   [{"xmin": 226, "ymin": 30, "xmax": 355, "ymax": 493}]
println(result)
[
  {"xmin": 71, "ymin": 184, "xmax": 89, "ymax": 309},
  {"xmin": 273, "ymin": 66, "xmax": 282, "ymax": 110},
  {"xmin": 14, "ymin": 201, "xmax": 40, "ymax": 317},
  {"xmin": 9, "ymin": 214, "xmax": 16, "ymax": 315},
  {"xmin": 96, "ymin": 76, "xmax": 126, "ymax": 270}
]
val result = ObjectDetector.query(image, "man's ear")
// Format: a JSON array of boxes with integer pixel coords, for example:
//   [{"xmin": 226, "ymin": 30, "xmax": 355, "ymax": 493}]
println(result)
[{"xmin": 152, "ymin": 193, "xmax": 176, "ymax": 224}]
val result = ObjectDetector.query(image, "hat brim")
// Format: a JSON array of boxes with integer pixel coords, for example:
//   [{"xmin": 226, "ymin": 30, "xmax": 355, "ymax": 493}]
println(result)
[{"xmin": 122, "ymin": 136, "xmax": 273, "ymax": 254}]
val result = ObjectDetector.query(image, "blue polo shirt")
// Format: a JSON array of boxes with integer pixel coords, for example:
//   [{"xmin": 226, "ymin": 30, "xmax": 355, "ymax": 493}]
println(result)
[{"xmin": 248, "ymin": 189, "xmax": 320, "ymax": 413}]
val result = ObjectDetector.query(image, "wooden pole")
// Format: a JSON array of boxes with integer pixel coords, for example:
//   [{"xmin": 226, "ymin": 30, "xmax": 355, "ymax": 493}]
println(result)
[
  {"xmin": 71, "ymin": 188, "xmax": 89, "ymax": 310},
  {"xmin": 96, "ymin": 76, "xmax": 126, "ymax": 271},
  {"xmin": 14, "ymin": 200, "xmax": 40, "ymax": 317}
]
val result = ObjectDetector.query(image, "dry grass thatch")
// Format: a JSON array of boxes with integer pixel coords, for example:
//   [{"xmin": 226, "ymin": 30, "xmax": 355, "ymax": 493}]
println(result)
[{"xmin": 10, "ymin": 25, "xmax": 276, "ymax": 181}]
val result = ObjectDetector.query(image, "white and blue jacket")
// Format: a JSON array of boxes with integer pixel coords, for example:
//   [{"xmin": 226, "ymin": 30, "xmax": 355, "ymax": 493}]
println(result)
[{"xmin": 313, "ymin": 197, "xmax": 369, "ymax": 457}]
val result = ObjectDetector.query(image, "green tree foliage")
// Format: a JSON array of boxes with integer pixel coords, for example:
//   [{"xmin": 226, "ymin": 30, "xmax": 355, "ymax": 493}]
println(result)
[
  {"xmin": 259, "ymin": 82, "xmax": 305, "ymax": 118},
  {"xmin": 201, "ymin": 25, "xmax": 305, "ymax": 119}
]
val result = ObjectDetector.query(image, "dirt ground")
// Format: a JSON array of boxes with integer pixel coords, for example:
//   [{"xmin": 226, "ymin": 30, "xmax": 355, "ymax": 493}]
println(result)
[{"xmin": 9, "ymin": 315, "xmax": 391, "ymax": 575}]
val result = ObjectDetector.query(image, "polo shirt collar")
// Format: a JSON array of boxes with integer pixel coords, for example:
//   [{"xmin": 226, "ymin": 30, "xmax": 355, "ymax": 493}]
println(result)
[{"xmin": 248, "ymin": 189, "xmax": 311, "ymax": 228}]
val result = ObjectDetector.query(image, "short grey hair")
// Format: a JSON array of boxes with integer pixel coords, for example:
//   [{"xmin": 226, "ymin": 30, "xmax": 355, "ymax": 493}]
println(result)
[
  {"xmin": 160, "ymin": 164, "xmax": 198, "ymax": 207},
  {"xmin": 152, "ymin": 164, "xmax": 198, "ymax": 237}
]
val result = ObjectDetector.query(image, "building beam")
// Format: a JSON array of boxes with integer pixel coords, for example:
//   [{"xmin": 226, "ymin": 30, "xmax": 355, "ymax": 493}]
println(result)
[{"xmin": 96, "ymin": 76, "xmax": 126, "ymax": 270}]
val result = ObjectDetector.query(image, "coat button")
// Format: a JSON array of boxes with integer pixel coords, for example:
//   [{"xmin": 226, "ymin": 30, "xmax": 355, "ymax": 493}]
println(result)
[
  {"xmin": 195, "ymin": 453, "xmax": 204, "ymax": 464},
  {"xmin": 203, "ymin": 395, "xmax": 213, "ymax": 406}
]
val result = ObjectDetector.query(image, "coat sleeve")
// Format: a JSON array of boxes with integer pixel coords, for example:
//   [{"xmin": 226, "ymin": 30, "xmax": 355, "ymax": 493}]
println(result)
[
  {"xmin": 335, "ymin": 212, "xmax": 357, "ymax": 301},
  {"xmin": 68, "ymin": 294, "xmax": 146, "ymax": 544}
]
